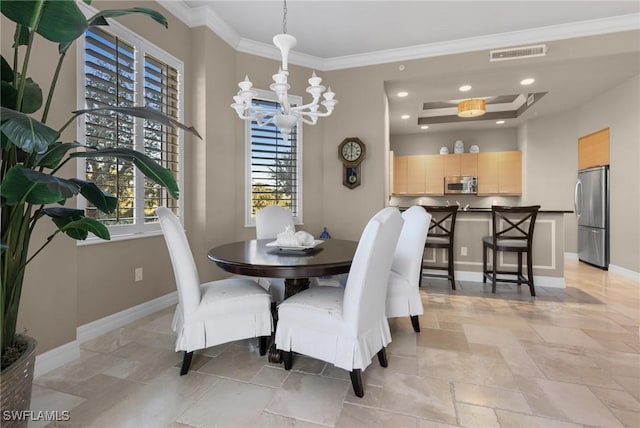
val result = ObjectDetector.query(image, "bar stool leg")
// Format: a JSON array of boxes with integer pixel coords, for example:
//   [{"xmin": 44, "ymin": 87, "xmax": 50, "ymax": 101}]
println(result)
[
  {"xmin": 527, "ymin": 250, "xmax": 536, "ymax": 297},
  {"xmin": 492, "ymin": 247, "xmax": 498, "ymax": 293},
  {"xmin": 517, "ymin": 252, "xmax": 523, "ymax": 285},
  {"xmin": 448, "ymin": 245, "xmax": 456, "ymax": 290},
  {"xmin": 482, "ymin": 243, "xmax": 487, "ymax": 284}
]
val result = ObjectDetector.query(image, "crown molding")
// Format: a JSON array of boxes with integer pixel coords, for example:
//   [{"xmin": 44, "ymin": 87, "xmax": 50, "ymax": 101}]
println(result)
[{"xmin": 156, "ymin": 3, "xmax": 640, "ymax": 71}]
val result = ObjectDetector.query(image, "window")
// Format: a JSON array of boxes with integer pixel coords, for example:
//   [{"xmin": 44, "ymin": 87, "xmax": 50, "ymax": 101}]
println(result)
[
  {"xmin": 78, "ymin": 25, "xmax": 183, "ymax": 238},
  {"xmin": 245, "ymin": 91, "xmax": 303, "ymax": 226}
]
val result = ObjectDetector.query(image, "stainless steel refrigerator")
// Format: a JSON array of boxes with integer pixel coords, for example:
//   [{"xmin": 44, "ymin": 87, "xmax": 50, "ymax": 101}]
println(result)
[{"xmin": 575, "ymin": 166, "xmax": 609, "ymax": 269}]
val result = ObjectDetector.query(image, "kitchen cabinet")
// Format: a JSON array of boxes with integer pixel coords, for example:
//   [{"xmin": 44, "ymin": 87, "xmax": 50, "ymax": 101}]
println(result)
[
  {"xmin": 578, "ymin": 128, "xmax": 609, "ymax": 170},
  {"xmin": 442, "ymin": 153, "xmax": 478, "ymax": 177},
  {"xmin": 407, "ymin": 155, "xmax": 426, "ymax": 194},
  {"xmin": 424, "ymin": 154, "xmax": 444, "ymax": 195},
  {"xmin": 477, "ymin": 151, "xmax": 522, "ymax": 195},
  {"xmin": 393, "ymin": 155, "xmax": 408, "ymax": 194}
]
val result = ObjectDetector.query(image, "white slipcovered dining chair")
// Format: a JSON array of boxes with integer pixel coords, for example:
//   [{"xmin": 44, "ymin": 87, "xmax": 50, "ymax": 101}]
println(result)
[
  {"xmin": 386, "ymin": 205, "xmax": 432, "ymax": 332},
  {"xmin": 156, "ymin": 207, "xmax": 273, "ymax": 375},
  {"xmin": 255, "ymin": 205, "xmax": 295, "ymax": 302},
  {"xmin": 275, "ymin": 207, "xmax": 404, "ymax": 397}
]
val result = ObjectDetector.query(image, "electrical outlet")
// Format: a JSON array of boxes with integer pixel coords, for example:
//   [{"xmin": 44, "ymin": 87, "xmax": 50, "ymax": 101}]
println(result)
[
  {"xmin": 460, "ymin": 246, "xmax": 467, "ymax": 256},
  {"xmin": 135, "ymin": 267, "xmax": 143, "ymax": 282}
]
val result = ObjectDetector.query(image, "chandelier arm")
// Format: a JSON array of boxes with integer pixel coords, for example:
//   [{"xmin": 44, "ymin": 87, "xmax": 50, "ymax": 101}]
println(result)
[
  {"xmin": 289, "ymin": 98, "xmax": 321, "ymax": 112},
  {"xmin": 300, "ymin": 109, "xmax": 333, "ymax": 118}
]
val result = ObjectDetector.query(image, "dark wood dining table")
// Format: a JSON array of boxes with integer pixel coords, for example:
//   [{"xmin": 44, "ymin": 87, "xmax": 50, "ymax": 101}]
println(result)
[
  {"xmin": 208, "ymin": 238, "xmax": 358, "ymax": 363},
  {"xmin": 208, "ymin": 238, "xmax": 358, "ymax": 298}
]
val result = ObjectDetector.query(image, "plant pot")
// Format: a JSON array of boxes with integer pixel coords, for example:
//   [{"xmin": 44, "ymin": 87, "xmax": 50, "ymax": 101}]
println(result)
[{"xmin": 1, "ymin": 336, "xmax": 37, "ymax": 428}]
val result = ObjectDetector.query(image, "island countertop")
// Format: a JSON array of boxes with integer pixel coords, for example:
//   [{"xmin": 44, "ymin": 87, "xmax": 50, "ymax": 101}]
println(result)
[{"xmin": 394, "ymin": 206, "xmax": 573, "ymax": 214}]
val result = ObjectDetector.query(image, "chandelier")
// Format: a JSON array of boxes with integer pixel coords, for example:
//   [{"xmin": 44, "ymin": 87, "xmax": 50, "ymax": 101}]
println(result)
[
  {"xmin": 230, "ymin": 0, "xmax": 337, "ymax": 141},
  {"xmin": 457, "ymin": 99, "xmax": 486, "ymax": 118}
]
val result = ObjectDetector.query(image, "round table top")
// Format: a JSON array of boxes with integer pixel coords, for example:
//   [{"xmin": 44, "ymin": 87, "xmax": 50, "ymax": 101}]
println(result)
[{"xmin": 208, "ymin": 239, "xmax": 358, "ymax": 279}]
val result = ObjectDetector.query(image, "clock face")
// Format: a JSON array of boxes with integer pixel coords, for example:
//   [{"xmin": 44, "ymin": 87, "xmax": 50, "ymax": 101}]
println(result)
[{"xmin": 341, "ymin": 140, "xmax": 362, "ymax": 162}]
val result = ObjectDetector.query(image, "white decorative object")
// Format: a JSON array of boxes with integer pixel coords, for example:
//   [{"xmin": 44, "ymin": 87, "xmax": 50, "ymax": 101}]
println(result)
[
  {"xmin": 230, "ymin": 0, "xmax": 337, "ymax": 141},
  {"xmin": 454, "ymin": 140, "xmax": 464, "ymax": 154},
  {"xmin": 439, "ymin": 147, "xmax": 449, "ymax": 155},
  {"xmin": 469, "ymin": 145, "xmax": 480, "ymax": 153}
]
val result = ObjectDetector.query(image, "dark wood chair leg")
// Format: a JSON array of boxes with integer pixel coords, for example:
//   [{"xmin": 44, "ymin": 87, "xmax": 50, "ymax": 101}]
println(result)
[
  {"xmin": 282, "ymin": 350, "xmax": 293, "ymax": 370},
  {"xmin": 410, "ymin": 315, "xmax": 421, "ymax": 333},
  {"xmin": 259, "ymin": 336, "xmax": 268, "ymax": 356},
  {"xmin": 517, "ymin": 252, "xmax": 523, "ymax": 285},
  {"xmin": 349, "ymin": 369, "xmax": 364, "ymax": 398},
  {"xmin": 527, "ymin": 251, "xmax": 536, "ymax": 297},
  {"xmin": 419, "ymin": 264, "xmax": 423, "ymax": 288},
  {"xmin": 482, "ymin": 243, "xmax": 487, "ymax": 284},
  {"xmin": 180, "ymin": 351, "xmax": 193, "ymax": 376},
  {"xmin": 377, "ymin": 347, "xmax": 389, "ymax": 367},
  {"xmin": 448, "ymin": 245, "xmax": 456, "ymax": 290},
  {"xmin": 492, "ymin": 247, "xmax": 498, "ymax": 293}
]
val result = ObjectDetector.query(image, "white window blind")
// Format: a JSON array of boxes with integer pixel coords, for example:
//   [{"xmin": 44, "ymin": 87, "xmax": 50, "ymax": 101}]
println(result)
[
  {"xmin": 81, "ymin": 26, "xmax": 181, "ymax": 236},
  {"xmin": 248, "ymin": 97, "xmax": 301, "ymax": 223}
]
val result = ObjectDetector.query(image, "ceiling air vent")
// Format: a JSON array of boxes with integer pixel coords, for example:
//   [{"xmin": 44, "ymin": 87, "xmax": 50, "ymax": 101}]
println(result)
[{"xmin": 489, "ymin": 44, "xmax": 547, "ymax": 62}]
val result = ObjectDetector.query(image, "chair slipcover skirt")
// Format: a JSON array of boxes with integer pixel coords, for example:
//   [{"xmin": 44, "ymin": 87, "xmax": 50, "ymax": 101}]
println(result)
[
  {"xmin": 385, "ymin": 271, "xmax": 424, "ymax": 319},
  {"xmin": 171, "ymin": 278, "xmax": 273, "ymax": 353},
  {"xmin": 275, "ymin": 288, "xmax": 392, "ymax": 371}
]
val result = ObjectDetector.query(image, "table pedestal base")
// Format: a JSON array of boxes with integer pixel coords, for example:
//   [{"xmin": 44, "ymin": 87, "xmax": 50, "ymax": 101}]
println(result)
[{"xmin": 284, "ymin": 278, "xmax": 310, "ymax": 299}]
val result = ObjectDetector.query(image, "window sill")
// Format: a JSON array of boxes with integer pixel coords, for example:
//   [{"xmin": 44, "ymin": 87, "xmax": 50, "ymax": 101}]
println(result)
[{"xmin": 76, "ymin": 230, "xmax": 164, "ymax": 246}]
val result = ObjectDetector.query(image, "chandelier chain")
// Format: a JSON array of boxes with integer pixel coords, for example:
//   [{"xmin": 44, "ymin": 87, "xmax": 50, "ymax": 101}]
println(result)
[{"xmin": 282, "ymin": 0, "xmax": 287, "ymax": 34}]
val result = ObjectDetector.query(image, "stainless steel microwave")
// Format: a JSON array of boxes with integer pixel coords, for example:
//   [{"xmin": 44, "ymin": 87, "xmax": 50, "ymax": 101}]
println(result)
[{"xmin": 445, "ymin": 176, "xmax": 477, "ymax": 194}]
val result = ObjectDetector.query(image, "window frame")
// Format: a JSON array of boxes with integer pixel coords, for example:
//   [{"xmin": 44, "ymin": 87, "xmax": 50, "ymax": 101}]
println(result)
[
  {"xmin": 244, "ymin": 89, "xmax": 303, "ymax": 227},
  {"xmin": 76, "ymin": 9, "xmax": 185, "ymax": 242}
]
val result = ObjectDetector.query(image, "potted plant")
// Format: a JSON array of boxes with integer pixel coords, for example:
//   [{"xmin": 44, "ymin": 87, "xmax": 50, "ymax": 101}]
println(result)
[{"xmin": 0, "ymin": 1, "xmax": 200, "ymax": 423}]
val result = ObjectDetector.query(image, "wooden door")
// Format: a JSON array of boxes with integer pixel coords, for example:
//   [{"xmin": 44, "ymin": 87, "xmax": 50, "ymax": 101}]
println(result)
[
  {"xmin": 498, "ymin": 151, "xmax": 522, "ymax": 195},
  {"xmin": 460, "ymin": 153, "xmax": 478, "ymax": 176},
  {"xmin": 424, "ymin": 154, "xmax": 444, "ymax": 195},
  {"xmin": 443, "ymin": 154, "xmax": 461, "ymax": 177},
  {"xmin": 393, "ymin": 155, "xmax": 408, "ymax": 194},
  {"xmin": 407, "ymin": 155, "xmax": 426, "ymax": 194},
  {"xmin": 477, "ymin": 152, "xmax": 499, "ymax": 194},
  {"xmin": 578, "ymin": 128, "xmax": 609, "ymax": 170}
]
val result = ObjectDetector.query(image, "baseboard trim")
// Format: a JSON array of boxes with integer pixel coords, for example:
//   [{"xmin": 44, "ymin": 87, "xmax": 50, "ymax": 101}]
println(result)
[
  {"xmin": 34, "ymin": 291, "xmax": 178, "ymax": 377},
  {"xmin": 76, "ymin": 291, "xmax": 178, "ymax": 343},
  {"xmin": 423, "ymin": 270, "xmax": 565, "ymax": 288},
  {"xmin": 34, "ymin": 340, "xmax": 81, "ymax": 379},
  {"xmin": 565, "ymin": 252, "xmax": 578, "ymax": 260},
  {"xmin": 609, "ymin": 264, "xmax": 640, "ymax": 282}
]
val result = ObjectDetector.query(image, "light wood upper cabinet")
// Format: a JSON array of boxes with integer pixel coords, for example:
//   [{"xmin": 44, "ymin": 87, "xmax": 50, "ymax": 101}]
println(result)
[
  {"xmin": 460, "ymin": 153, "xmax": 478, "ymax": 176},
  {"xmin": 477, "ymin": 152, "xmax": 499, "ymax": 194},
  {"xmin": 407, "ymin": 155, "xmax": 426, "ymax": 194},
  {"xmin": 477, "ymin": 151, "xmax": 521, "ymax": 195},
  {"xmin": 393, "ymin": 155, "xmax": 408, "ymax": 194},
  {"xmin": 443, "ymin": 155, "xmax": 460, "ymax": 177},
  {"xmin": 498, "ymin": 151, "xmax": 522, "ymax": 195},
  {"xmin": 578, "ymin": 128, "xmax": 609, "ymax": 170},
  {"xmin": 424, "ymin": 154, "xmax": 444, "ymax": 195}
]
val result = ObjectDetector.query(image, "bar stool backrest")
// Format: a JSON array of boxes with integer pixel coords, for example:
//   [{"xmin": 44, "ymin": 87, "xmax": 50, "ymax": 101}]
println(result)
[
  {"xmin": 422, "ymin": 205, "xmax": 458, "ymax": 243},
  {"xmin": 491, "ymin": 205, "xmax": 540, "ymax": 245}
]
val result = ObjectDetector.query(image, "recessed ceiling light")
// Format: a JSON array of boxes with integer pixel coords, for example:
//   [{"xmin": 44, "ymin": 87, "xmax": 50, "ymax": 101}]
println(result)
[
  {"xmin": 459, "ymin": 85, "xmax": 472, "ymax": 92},
  {"xmin": 401, "ymin": 114, "xmax": 410, "ymax": 120},
  {"xmin": 421, "ymin": 125, "xmax": 429, "ymax": 129},
  {"xmin": 397, "ymin": 91, "xmax": 409, "ymax": 97},
  {"xmin": 496, "ymin": 120, "xmax": 505, "ymax": 125},
  {"xmin": 520, "ymin": 78, "xmax": 535, "ymax": 86}
]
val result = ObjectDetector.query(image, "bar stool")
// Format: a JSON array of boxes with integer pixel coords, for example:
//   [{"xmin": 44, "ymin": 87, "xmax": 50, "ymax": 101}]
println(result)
[
  {"xmin": 421, "ymin": 205, "xmax": 458, "ymax": 290},
  {"xmin": 482, "ymin": 205, "xmax": 540, "ymax": 296}
]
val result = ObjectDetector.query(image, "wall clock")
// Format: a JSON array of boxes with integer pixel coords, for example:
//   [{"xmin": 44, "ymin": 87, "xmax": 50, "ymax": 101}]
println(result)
[{"xmin": 338, "ymin": 137, "xmax": 366, "ymax": 189}]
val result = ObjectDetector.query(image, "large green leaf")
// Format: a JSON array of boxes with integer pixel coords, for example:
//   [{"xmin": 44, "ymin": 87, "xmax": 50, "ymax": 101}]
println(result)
[
  {"xmin": 1, "ymin": 78, "xmax": 42, "ymax": 113},
  {"xmin": 36, "ymin": 141, "xmax": 82, "ymax": 169},
  {"xmin": 72, "ymin": 106, "xmax": 202, "ymax": 140},
  {"xmin": 21, "ymin": 168, "xmax": 80, "ymax": 199},
  {"xmin": 1, "ymin": 55, "xmax": 14, "ymax": 82},
  {"xmin": 1, "ymin": 1, "xmax": 88, "ymax": 43},
  {"xmin": 59, "ymin": 7, "xmax": 169, "ymax": 54},
  {"xmin": 50, "ymin": 214, "xmax": 110, "ymax": 240},
  {"xmin": 70, "ymin": 178, "xmax": 117, "ymax": 214},
  {"xmin": 71, "ymin": 148, "xmax": 179, "ymax": 199},
  {"xmin": 0, "ymin": 165, "xmax": 72, "ymax": 205},
  {"xmin": 0, "ymin": 107, "xmax": 59, "ymax": 153},
  {"xmin": 43, "ymin": 207, "xmax": 83, "ymax": 218},
  {"xmin": 88, "ymin": 8, "xmax": 168, "ymax": 28}
]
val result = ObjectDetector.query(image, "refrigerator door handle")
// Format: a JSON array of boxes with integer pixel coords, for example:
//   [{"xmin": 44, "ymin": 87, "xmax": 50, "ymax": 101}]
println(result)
[{"xmin": 575, "ymin": 180, "xmax": 582, "ymax": 219}]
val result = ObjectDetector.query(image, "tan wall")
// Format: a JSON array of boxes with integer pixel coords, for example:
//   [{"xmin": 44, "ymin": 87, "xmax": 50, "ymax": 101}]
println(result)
[
  {"xmin": 577, "ymin": 74, "xmax": 640, "ymax": 273},
  {"xmin": 391, "ymin": 128, "xmax": 518, "ymax": 155},
  {"xmin": 520, "ymin": 112, "xmax": 579, "ymax": 253}
]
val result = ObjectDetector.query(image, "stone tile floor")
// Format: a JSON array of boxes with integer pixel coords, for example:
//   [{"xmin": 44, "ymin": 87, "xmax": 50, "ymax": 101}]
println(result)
[{"xmin": 31, "ymin": 258, "xmax": 639, "ymax": 427}]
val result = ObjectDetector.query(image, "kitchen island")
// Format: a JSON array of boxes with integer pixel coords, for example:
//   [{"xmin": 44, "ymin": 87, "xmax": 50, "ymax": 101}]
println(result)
[{"xmin": 398, "ymin": 207, "xmax": 572, "ymax": 288}]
